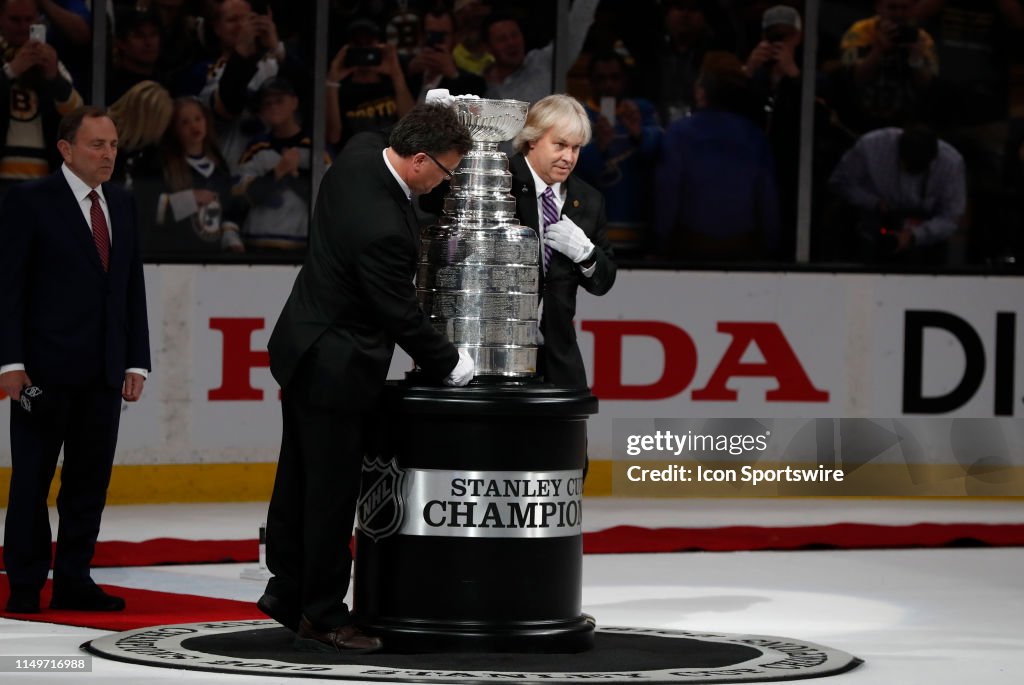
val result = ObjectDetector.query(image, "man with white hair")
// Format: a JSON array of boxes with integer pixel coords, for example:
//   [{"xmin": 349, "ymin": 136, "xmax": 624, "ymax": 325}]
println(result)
[{"xmin": 509, "ymin": 94, "xmax": 616, "ymax": 388}]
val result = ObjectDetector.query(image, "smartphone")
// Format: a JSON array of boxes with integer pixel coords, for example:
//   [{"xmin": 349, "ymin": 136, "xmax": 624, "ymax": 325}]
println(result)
[
  {"xmin": 425, "ymin": 30, "xmax": 447, "ymax": 48},
  {"xmin": 600, "ymin": 96, "xmax": 616, "ymax": 126},
  {"xmin": 345, "ymin": 46, "xmax": 383, "ymax": 67},
  {"xmin": 29, "ymin": 23, "xmax": 46, "ymax": 43}
]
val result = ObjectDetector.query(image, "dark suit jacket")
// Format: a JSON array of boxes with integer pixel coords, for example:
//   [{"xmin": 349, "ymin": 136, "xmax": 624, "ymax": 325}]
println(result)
[
  {"xmin": 268, "ymin": 132, "xmax": 458, "ymax": 410},
  {"xmin": 0, "ymin": 172, "xmax": 151, "ymax": 388},
  {"xmin": 509, "ymin": 153, "xmax": 616, "ymax": 388}
]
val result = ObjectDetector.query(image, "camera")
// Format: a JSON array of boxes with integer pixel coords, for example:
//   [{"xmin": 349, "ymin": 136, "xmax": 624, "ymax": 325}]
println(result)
[
  {"xmin": 29, "ymin": 23, "xmax": 46, "ymax": 43},
  {"xmin": 894, "ymin": 24, "xmax": 919, "ymax": 45},
  {"xmin": 345, "ymin": 46, "xmax": 383, "ymax": 67},
  {"xmin": 763, "ymin": 26, "xmax": 789, "ymax": 44}
]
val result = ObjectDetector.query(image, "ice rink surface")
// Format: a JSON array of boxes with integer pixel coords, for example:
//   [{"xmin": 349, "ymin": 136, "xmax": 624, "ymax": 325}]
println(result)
[{"xmin": 2, "ymin": 498, "xmax": 1022, "ymax": 684}]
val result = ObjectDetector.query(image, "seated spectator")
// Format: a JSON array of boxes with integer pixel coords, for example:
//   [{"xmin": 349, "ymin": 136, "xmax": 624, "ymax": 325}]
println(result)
[
  {"xmin": 108, "ymin": 79, "xmax": 173, "ymax": 184},
  {"xmin": 405, "ymin": 6, "xmax": 485, "ymax": 102},
  {"xmin": 326, "ymin": 17, "xmax": 412, "ymax": 151},
  {"xmin": 197, "ymin": 0, "xmax": 284, "ymax": 172},
  {"xmin": 576, "ymin": 50, "xmax": 661, "ymax": 252},
  {"xmin": 482, "ymin": 0, "xmax": 598, "ymax": 104},
  {"xmin": 828, "ymin": 124, "xmax": 966, "ymax": 265},
  {"xmin": 654, "ymin": 52, "xmax": 781, "ymax": 262},
  {"xmin": 0, "ymin": 0, "xmax": 82, "ymax": 197},
  {"xmin": 452, "ymin": 0, "xmax": 492, "ymax": 77},
  {"xmin": 234, "ymin": 78, "xmax": 317, "ymax": 251},
  {"xmin": 838, "ymin": 0, "xmax": 938, "ymax": 131},
  {"xmin": 745, "ymin": 4, "xmax": 803, "ymax": 247},
  {"xmin": 108, "ymin": 8, "xmax": 164, "ymax": 103},
  {"xmin": 133, "ymin": 95, "xmax": 246, "ymax": 255}
]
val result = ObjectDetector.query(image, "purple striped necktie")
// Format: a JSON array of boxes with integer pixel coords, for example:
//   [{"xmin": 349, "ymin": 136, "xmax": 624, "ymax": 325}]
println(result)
[{"xmin": 541, "ymin": 186, "xmax": 558, "ymax": 273}]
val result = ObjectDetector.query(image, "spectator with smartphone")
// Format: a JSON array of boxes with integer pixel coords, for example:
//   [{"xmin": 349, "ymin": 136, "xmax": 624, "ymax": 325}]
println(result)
[
  {"xmin": 197, "ymin": 0, "xmax": 285, "ymax": 172},
  {"xmin": 837, "ymin": 0, "xmax": 938, "ymax": 132},
  {"xmin": 326, "ymin": 17, "xmax": 413, "ymax": 151},
  {"xmin": 0, "ymin": 0, "xmax": 83, "ymax": 197},
  {"xmin": 35, "ymin": 0, "xmax": 91, "ymax": 92},
  {"xmin": 405, "ymin": 7, "xmax": 485, "ymax": 102},
  {"xmin": 744, "ymin": 5, "xmax": 803, "ymax": 252},
  {"xmin": 576, "ymin": 50, "xmax": 661, "ymax": 253}
]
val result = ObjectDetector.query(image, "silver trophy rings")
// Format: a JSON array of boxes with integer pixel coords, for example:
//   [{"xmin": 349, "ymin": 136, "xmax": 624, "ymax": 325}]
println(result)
[{"xmin": 416, "ymin": 97, "xmax": 538, "ymax": 377}]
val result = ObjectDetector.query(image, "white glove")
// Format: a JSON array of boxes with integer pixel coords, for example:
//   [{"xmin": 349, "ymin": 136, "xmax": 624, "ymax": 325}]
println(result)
[
  {"xmin": 444, "ymin": 348, "xmax": 475, "ymax": 387},
  {"xmin": 425, "ymin": 88, "xmax": 455, "ymax": 107},
  {"xmin": 544, "ymin": 216, "xmax": 595, "ymax": 263}
]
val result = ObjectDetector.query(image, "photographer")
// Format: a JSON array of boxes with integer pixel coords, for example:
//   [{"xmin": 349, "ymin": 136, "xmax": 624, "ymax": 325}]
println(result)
[
  {"xmin": 828, "ymin": 125, "xmax": 965, "ymax": 265},
  {"xmin": 839, "ymin": 0, "xmax": 938, "ymax": 131},
  {"xmin": 745, "ymin": 5, "xmax": 803, "ymax": 248},
  {"xmin": 198, "ymin": 0, "xmax": 284, "ymax": 171},
  {"xmin": 326, "ymin": 17, "xmax": 412, "ymax": 151},
  {"xmin": 405, "ymin": 7, "xmax": 485, "ymax": 102},
  {"xmin": 0, "ymin": 0, "xmax": 83, "ymax": 196}
]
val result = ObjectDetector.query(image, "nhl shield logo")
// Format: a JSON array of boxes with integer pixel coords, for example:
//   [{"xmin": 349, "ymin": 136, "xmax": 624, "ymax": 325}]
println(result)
[{"xmin": 357, "ymin": 457, "xmax": 407, "ymax": 541}]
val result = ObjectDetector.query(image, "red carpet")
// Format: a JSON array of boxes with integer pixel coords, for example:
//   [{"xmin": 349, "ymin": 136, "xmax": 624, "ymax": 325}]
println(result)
[
  {"xmin": 581, "ymin": 522, "xmax": 1024, "ymax": 554},
  {"xmin": 2, "ymin": 523, "xmax": 1022, "ymax": 571},
  {"xmin": 0, "ymin": 575, "xmax": 263, "ymax": 631}
]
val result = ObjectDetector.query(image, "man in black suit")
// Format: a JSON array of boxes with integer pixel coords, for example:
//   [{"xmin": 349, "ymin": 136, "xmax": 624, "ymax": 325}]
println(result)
[
  {"xmin": 509, "ymin": 94, "xmax": 617, "ymax": 387},
  {"xmin": 0, "ymin": 106, "xmax": 151, "ymax": 614},
  {"xmin": 258, "ymin": 104, "xmax": 474, "ymax": 653}
]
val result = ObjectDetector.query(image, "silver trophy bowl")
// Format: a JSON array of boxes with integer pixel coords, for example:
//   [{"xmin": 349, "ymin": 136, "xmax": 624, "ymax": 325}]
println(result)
[
  {"xmin": 453, "ymin": 98, "xmax": 530, "ymax": 143},
  {"xmin": 416, "ymin": 97, "xmax": 539, "ymax": 377}
]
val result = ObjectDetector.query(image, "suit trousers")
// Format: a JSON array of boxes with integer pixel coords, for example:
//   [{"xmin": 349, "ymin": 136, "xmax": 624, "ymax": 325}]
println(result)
[
  {"xmin": 4, "ymin": 383, "xmax": 123, "ymax": 592},
  {"xmin": 265, "ymin": 361, "xmax": 368, "ymax": 630}
]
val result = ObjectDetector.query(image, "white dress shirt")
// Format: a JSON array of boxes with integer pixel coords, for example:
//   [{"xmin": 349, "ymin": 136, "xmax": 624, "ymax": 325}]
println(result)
[{"xmin": 383, "ymin": 148, "xmax": 413, "ymax": 201}]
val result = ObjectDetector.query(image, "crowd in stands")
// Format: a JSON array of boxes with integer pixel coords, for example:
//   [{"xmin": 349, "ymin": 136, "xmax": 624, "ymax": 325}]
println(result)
[{"xmin": 1, "ymin": 0, "xmax": 1021, "ymax": 267}]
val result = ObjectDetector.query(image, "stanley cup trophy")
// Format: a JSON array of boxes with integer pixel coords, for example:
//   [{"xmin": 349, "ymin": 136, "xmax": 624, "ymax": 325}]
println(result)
[
  {"xmin": 354, "ymin": 96, "xmax": 597, "ymax": 653},
  {"xmin": 416, "ymin": 97, "xmax": 538, "ymax": 377}
]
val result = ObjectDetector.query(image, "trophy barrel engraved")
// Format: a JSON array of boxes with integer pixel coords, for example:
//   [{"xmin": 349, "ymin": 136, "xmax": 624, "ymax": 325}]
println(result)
[{"xmin": 416, "ymin": 97, "xmax": 537, "ymax": 377}]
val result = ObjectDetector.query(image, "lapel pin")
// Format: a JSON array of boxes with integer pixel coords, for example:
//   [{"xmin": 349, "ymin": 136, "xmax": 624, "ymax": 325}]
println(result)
[{"xmin": 573, "ymin": 199, "xmax": 580, "ymax": 208}]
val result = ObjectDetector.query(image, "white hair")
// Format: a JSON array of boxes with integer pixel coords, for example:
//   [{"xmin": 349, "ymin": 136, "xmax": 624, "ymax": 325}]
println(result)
[{"xmin": 513, "ymin": 94, "xmax": 592, "ymax": 155}]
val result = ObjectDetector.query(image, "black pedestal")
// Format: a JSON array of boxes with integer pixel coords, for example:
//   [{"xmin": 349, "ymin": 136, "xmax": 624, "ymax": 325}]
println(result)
[{"xmin": 353, "ymin": 380, "xmax": 597, "ymax": 653}]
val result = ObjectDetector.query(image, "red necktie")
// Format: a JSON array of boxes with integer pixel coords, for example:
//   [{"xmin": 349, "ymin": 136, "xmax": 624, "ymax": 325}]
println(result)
[{"xmin": 88, "ymin": 190, "xmax": 109, "ymax": 272}]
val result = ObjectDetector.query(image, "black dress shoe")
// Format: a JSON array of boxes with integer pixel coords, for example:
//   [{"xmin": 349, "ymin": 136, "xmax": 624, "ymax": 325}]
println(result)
[
  {"xmin": 5, "ymin": 588, "xmax": 40, "ymax": 614},
  {"xmin": 294, "ymin": 616, "xmax": 382, "ymax": 654},
  {"xmin": 257, "ymin": 592, "xmax": 300, "ymax": 632},
  {"xmin": 50, "ymin": 584, "xmax": 125, "ymax": 612}
]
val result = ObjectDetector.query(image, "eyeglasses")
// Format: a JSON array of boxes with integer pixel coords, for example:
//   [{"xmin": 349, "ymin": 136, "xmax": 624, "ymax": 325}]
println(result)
[{"xmin": 423, "ymin": 151, "xmax": 456, "ymax": 179}]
